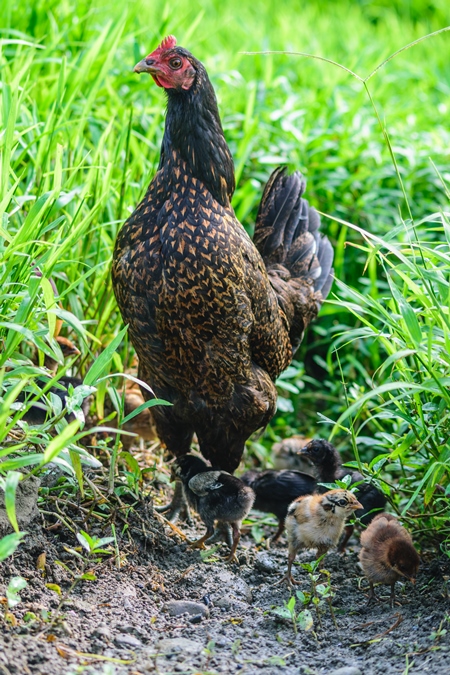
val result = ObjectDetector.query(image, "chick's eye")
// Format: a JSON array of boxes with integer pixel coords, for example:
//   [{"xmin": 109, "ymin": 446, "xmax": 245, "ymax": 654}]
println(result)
[
  {"xmin": 338, "ymin": 499, "xmax": 347, "ymax": 506},
  {"xmin": 169, "ymin": 57, "xmax": 182, "ymax": 70}
]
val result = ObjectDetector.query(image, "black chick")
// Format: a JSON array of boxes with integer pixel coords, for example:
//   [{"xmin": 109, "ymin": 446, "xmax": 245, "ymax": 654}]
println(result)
[
  {"xmin": 173, "ymin": 454, "xmax": 255, "ymax": 562},
  {"xmin": 301, "ymin": 439, "xmax": 387, "ymax": 551},
  {"xmin": 272, "ymin": 436, "xmax": 316, "ymax": 474},
  {"xmin": 18, "ymin": 337, "xmax": 88, "ymax": 425},
  {"xmin": 240, "ymin": 469, "xmax": 317, "ymax": 544}
]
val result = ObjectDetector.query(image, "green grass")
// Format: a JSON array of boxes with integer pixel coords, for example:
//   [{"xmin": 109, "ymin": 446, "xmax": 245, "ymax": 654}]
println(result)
[{"xmin": 0, "ymin": 0, "xmax": 449, "ymax": 551}]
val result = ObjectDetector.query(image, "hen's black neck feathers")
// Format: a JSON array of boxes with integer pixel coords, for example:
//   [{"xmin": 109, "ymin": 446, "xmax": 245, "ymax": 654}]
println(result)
[{"xmin": 160, "ymin": 50, "xmax": 235, "ymax": 207}]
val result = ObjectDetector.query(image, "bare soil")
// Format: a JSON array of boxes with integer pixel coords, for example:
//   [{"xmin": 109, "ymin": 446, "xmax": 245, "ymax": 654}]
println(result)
[{"xmin": 0, "ymin": 478, "xmax": 449, "ymax": 675}]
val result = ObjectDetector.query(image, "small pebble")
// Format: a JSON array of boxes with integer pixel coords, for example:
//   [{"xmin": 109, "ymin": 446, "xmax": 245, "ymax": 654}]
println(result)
[
  {"xmin": 255, "ymin": 551, "xmax": 278, "ymax": 574},
  {"xmin": 328, "ymin": 668, "xmax": 362, "ymax": 675},
  {"xmin": 114, "ymin": 633, "xmax": 142, "ymax": 649},
  {"xmin": 164, "ymin": 600, "xmax": 209, "ymax": 619}
]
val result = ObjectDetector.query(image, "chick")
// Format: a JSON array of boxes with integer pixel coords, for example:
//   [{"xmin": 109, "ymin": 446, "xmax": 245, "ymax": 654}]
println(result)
[
  {"xmin": 301, "ymin": 438, "xmax": 387, "ymax": 551},
  {"xmin": 359, "ymin": 513, "xmax": 420, "ymax": 607},
  {"xmin": 280, "ymin": 489, "xmax": 362, "ymax": 586},
  {"xmin": 173, "ymin": 454, "xmax": 255, "ymax": 562},
  {"xmin": 20, "ymin": 337, "xmax": 85, "ymax": 425},
  {"xmin": 44, "ymin": 336, "xmax": 81, "ymax": 373},
  {"xmin": 240, "ymin": 469, "xmax": 317, "ymax": 544},
  {"xmin": 272, "ymin": 436, "xmax": 316, "ymax": 474}
]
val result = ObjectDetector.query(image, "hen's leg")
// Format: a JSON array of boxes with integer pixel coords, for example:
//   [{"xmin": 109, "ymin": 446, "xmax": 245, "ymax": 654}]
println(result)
[
  {"xmin": 205, "ymin": 522, "xmax": 233, "ymax": 547},
  {"xmin": 151, "ymin": 410, "xmax": 194, "ymax": 522},
  {"xmin": 154, "ymin": 480, "xmax": 191, "ymax": 523}
]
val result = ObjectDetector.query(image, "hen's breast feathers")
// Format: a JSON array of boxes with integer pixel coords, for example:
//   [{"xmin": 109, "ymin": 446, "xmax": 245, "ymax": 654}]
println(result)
[{"xmin": 113, "ymin": 157, "xmax": 293, "ymax": 401}]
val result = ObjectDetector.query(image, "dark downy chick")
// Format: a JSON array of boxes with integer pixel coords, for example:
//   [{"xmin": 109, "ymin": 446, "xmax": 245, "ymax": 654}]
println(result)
[
  {"xmin": 272, "ymin": 436, "xmax": 316, "ymax": 474},
  {"xmin": 301, "ymin": 438, "xmax": 387, "ymax": 550},
  {"xmin": 359, "ymin": 513, "xmax": 420, "ymax": 607},
  {"xmin": 280, "ymin": 490, "xmax": 362, "ymax": 586},
  {"xmin": 173, "ymin": 454, "xmax": 255, "ymax": 562},
  {"xmin": 20, "ymin": 337, "xmax": 86, "ymax": 425},
  {"xmin": 240, "ymin": 469, "xmax": 317, "ymax": 544}
]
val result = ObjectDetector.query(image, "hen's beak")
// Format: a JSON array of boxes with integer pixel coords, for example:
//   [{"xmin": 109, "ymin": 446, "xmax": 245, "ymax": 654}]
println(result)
[{"xmin": 134, "ymin": 58, "xmax": 157, "ymax": 74}]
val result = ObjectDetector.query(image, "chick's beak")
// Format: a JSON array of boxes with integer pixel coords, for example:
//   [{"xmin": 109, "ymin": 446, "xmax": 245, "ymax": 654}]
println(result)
[{"xmin": 351, "ymin": 500, "xmax": 364, "ymax": 510}]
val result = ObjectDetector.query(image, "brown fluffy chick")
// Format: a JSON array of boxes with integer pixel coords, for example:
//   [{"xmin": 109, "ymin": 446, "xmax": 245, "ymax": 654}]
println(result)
[
  {"xmin": 280, "ymin": 490, "xmax": 362, "ymax": 586},
  {"xmin": 359, "ymin": 513, "xmax": 420, "ymax": 607}
]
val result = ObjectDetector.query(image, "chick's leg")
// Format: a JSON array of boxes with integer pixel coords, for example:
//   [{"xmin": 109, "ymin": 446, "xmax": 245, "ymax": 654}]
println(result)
[
  {"xmin": 188, "ymin": 526, "xmax": 215, "ymax": 551},
  {"xmin": 267, "ymin": 519, "xmax": 285, "ymax": 548},
  {"xmin": 365, "ymin": 580, "xmax": 379, "ymax": 605},
  {"xmin": 337, "ymin": 523, "xmax": 354, "ymax": 553},
  {"xmin": 206, "ymin": 522, "xmax": 233, "ymax": 548},
  {"xmin": 224, "ymin": 522, "xmax": 241, "ymax": 563},
  {"xmin": 276, "ymin": 547, "xmax": 300, "ymax": 587},
  {"xmin": 389, "ymin": 582, "xmax": 396, "ymax": 609}
]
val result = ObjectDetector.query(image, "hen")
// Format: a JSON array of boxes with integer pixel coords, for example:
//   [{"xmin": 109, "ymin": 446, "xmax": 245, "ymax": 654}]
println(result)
[{"xmin": 112, "ymin": 36, "xmax": 334, "ymax": 518}]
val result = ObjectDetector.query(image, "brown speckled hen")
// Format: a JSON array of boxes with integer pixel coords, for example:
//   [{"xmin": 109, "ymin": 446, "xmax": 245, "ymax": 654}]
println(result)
[{"xmin": 112, "ymin": 36, "xmax": 334, "ymax": 519}]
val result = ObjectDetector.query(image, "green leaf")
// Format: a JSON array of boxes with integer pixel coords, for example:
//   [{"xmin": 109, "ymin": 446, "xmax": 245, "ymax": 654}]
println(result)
[
  {"xmin": 6, "ymin": 576, "xmax": 27, "ymax": 608},
  {"xmin": 77, "ymin": 531, "xmax": 93, "ymax": 552},
  {"xmin": 42, "ymin": 420, "xmax": 81, "ymax": 465},
  {"xmin": 45, "ymin": 583, "xmax": 62, "ymax": 595},
  {"xmin": 3, "ymin": 471, "xmax": 22, "ymax": 533},
  {"xmin": 0, "ymin": 532, "xmax": 26, "ymax": 562},
  {"xmin": 83, "ymin": 325, "xmax": 128, "ymax": 386},
  {"xmin": 121, "ymin": 397, "xmax": 172, "ymax": 425},
  {"xmin": 297, "ymin": 609, "xmax": 314, "ymax": 631}
]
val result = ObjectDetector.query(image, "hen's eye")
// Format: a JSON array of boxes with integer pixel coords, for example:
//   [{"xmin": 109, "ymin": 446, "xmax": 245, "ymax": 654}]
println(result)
[{"xmin": 169, "ymin": 57, "xmax": 182, "ymax": 70}]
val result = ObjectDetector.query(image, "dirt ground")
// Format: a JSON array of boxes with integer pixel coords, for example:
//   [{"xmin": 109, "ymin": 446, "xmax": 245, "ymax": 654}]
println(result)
[{"xmin": 0, "ymin": 477, "xmax": 449, "ymax": 675}]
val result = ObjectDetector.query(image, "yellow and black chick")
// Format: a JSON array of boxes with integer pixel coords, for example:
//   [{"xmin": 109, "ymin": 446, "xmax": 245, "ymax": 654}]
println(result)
[
  {"xmin": 300, "ymin": 438, "xmax": 387, "ymax": 551},
  {"xmin": 359, "ymin": 513, "xmax": 420, "ymax": 607},
  {"xmin": 240, "ymin": 469, "xmax": 317, "ymax": 544},
  {"xmin": 173, "ymin": 454, "xmax": 255, "ymax": 562},
  {"xmin": 280, "ymin": 489, "xmax": 362, "ymax": 586}
]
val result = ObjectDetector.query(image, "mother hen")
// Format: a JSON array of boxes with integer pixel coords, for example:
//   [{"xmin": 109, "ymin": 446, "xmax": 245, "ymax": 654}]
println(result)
[{"xmin": 112, "ymin": 36, "xmax": 334, "ymax": 518}]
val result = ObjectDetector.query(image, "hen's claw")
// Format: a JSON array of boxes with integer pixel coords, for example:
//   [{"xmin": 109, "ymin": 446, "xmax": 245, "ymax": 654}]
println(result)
[{"xmin": 155, "ymin": 480, "xmax": 192, "ymax": 523}]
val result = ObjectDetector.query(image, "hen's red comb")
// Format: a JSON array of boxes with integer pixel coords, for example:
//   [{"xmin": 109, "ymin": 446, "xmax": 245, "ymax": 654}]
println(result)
[{"xmin": 148, "ymin": 35, "xmax": 177, "ymax": 59}]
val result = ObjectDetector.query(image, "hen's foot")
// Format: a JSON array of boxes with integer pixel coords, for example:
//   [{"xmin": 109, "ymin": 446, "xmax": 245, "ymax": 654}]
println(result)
[
  {"xmin": 154, "ymin": 479, "xmax": 192, "ymax": 523},
  {"xmin": 205, "ymin": 523, "xmax": 233, "ymax": 548}
]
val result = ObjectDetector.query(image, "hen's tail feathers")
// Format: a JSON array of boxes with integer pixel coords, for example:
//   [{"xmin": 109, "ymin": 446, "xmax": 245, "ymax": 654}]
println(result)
[{"xmin": 254, "ymin": 167, "xmax": 334, "ymax": 303}]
